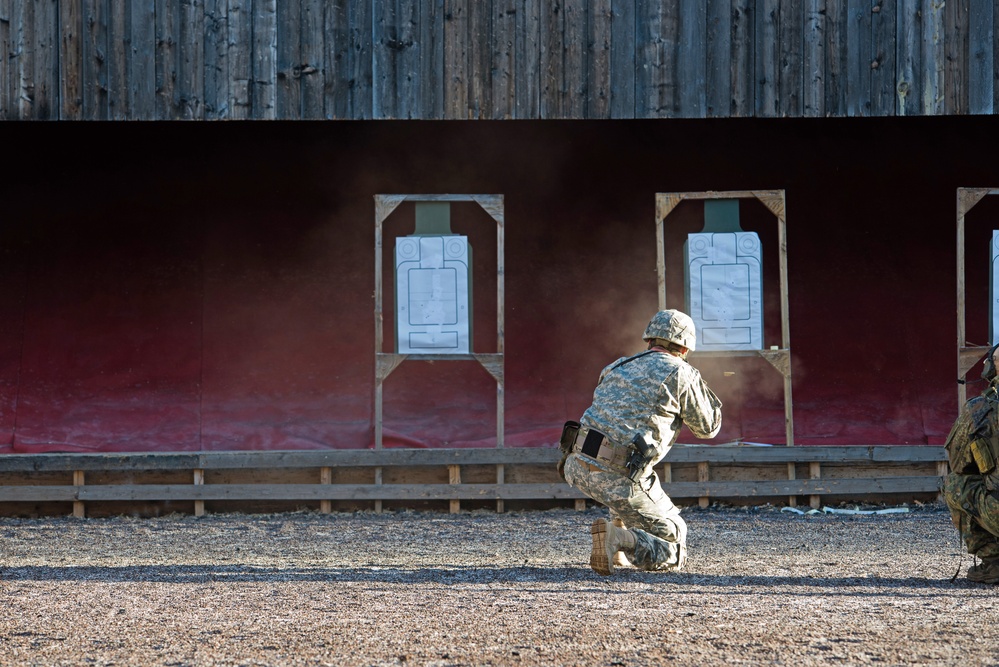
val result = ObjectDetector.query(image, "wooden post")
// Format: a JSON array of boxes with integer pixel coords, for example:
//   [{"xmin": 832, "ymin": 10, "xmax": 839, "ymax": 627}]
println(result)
[
  {"xmin": 193, "ymin": 469, "xmax": 205, "ymax": 517},
  {"xmin": 320, "ymin": 466, "xmax": 332, "ymax": 514},
  {"xmin": 449, "ymin": 464, "xmax": 461, "ymax": 513},
  {"xmin": 698, "ymin": 461, "xmax": 709, "ymax": 508},
  {"xmin": 786, "ymin": 462, "xmax": 797, "ymax": 508},
  {"xmin": 937, "ymin": 460, "xmax": 949, "ymax": 502},
  {"xmin": 72, "ymin": 470, "xmax": 85, "ymax": 518},
  {"xmin": 809, "ymin": 462, "xmax": 821, "ymax": 509}
]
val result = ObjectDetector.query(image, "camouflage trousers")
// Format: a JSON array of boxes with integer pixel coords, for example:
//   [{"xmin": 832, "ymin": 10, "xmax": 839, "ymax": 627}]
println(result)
[
  {"xmin": 563, "ymin": 453, "xmax": 685, "ymax": 571},
  {"xmin": 943, "ymin": 472, "xmax": 999, "ymax": 560}
]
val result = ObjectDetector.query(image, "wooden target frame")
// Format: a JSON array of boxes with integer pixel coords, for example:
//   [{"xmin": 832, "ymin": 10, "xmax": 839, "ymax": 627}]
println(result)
[{"xmin": 373, "ymin": 194, "xmax": 505, "ymax": 512}]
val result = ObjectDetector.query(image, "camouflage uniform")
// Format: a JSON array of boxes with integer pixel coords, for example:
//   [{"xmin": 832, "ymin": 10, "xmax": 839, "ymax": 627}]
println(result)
[
  {"xmin": 563, "ymin": 340, "xmax": 722, "ymax": 572},
  {"xmin": 943, "ymin": 368, "xmax": 999, "ymax": 582}
]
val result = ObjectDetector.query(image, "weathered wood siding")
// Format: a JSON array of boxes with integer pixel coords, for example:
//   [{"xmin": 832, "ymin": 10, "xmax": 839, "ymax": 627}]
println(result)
[{"xmin": 3, "ymin": 0, "xmax": 998, "ymax": 120}]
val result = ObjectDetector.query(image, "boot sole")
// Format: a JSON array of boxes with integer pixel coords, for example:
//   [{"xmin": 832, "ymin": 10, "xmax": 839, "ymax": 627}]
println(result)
[{"xmin": 590, "ymin": 519, "xmax": 613, "ymax": 575}]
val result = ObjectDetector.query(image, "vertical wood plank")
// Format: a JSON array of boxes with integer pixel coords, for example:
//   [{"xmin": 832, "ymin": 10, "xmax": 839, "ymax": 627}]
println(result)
[
  {"xmin": 33, "ymin": 0, "xmax": 57, "ymax": 119},
  {"xmin": 540, "ymin": 0, "xmax": 563, "ymax": 117},
  {"xmin": 705, "ymin": 0, "xmax": 731, "ymax": 117},
  {"xmin": 968, "ymin": 0, "xmax": 993, "ymax": 114},
  {"xmin": 636, "ymin": 0, "xmax": 677, "ymax": 117},
  {"xmin": 697, "ymin": 461, "xmax": 709, "ymax": 508},
  {"xmin": 823, "ymin": 0, "xmax": 847, "ymax": 117},
  {"xmin": 870, "ymin": 0, "xmax": 896, "ymax": 115},
  {"xmin": 277, "ymin": 0, "xmax": 302, "ymax": 119},
  {"xmin": 492, "ymin": 0, "xmax": 516, "ymax": 118},
  {"xmin": 107, "ymin": 0, "xmax": 128, "ymax": 118},
  {"xmin": 609, "ymin": 0, "xmax": 635, "ymax": 118},
  {"xmin": 398, "ymin": 0, "xmax": 421, "ymax": 119},
  {"xmin": 755, "ymin": 0, "xmax": 779, "ymax": 117},
  {"xmin": 678, "ymin": 0, "xmax": 705, "ymax": 118},
  {"xmin": 786, "ymin": 462, "xmax": 797, "ymax": 508},
  {"xmin": 944, "ymin": 0, "xmax": 969, "ymax": 115},
  {"xmin": 809, "ymin": 461, "xmax": 821, "ymax": 509},
  {"xmin": 896, "ymin": 0, "xmax": 921, "ymax": 116},
  {"xmin": 60, "ymin": 0, "xmax": 84, "ymax": 119},
  {"xmin": 516, "ymin": 0, "xmax": 541, "ymax": 118},
  {"xmin": 421, "ymin": 0, "xmax": 445, "ymax": 119},
  {"xmin": 327, "ymin": 0, "xmax": 349, "ymax": 119},
  {"xmin": 921, "ymin": 0, "xmax": 944, "ymax": 114},
  {"xmin": 0, "ymin": 0, "xmax": 10, "ymax": 119},
  {"xmin": 373, "ymin": 0, "xmax": 396, "ymax": 118},
  {"xmin": 444, "ymin": 0, "xmax": 468, "ymax": 118},
  {"xmin": 846, "ymin": 0, "xmax": 872, "ymax": 116},
  {"xmin": 203, "ymin": 0, "xmax": 228, "ymax": 118},
  {"xmin": 194, "ymin": 469, "xmax": 205, "ymax": 517},
  {"xmin": 468, "ymin": 0, "xmax": 492, "ymax": 118},
  {"xmin": 350, "ymin": 0, "xmax": 373, "ymax": 119},
  {"xmin": 129, "ymin": 0, "xmax": 156, "ymax": 119},
  {"xmin": 320, "ymin": 466, "xmax": 332, "ymax": 513},
  {"xmin": 730, "ymin": 0, "xmax": 754, "ymax": 117},
  {"xmin": 252, "ymin": 0, "xmax": 277, "ymax": 119},
  {"xmin": 179, "ymin": 0, "xmax": 205, "ymax": 119},
  {"xmin": 449, "ymin": 464, "xmax": 461, "ymax": 513},
  {"xmin": 155, "ymin": 0, "xmax": 181, "ymax": 120},
  {"xmin": 563, "ymin": 0, "xmax": 586, "ymax": 117},
  {"xmin": 778, "ymin": 0, "xmax": 803, "ymax": 117},
  {"xmin": 300, "ymin": 0, "xmax": 325, "ymax": 118},
  {"xmin": 803, "ymin": 0, "xmax": 825, "ymax": 116},
  {"xmin": 587, "ymin": 0, "xmax": 612, "ymax": 118},
  {"xmin": 73, "ymin": 470, "xmax": 85, "ymax": 519},
  {"xmin": 155, "ymin": 0, "xmax": 177, "ymax": 118},
  {"xmin": 227, "ymin": 0, "xmax": 251, "ymax": 119}
]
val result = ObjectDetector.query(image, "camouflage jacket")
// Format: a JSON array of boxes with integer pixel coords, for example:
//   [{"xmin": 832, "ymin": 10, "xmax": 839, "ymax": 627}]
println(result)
[
  {"xmin": 946, "ymin": 385, "xmax": 999, "ymax": 475},
  {"xmin": 580, "ymin": 349, "xmax": 722, "ymax": 467}
]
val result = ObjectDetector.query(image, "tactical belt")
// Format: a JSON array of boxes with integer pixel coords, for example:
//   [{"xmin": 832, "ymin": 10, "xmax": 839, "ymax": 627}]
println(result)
[{"xmin": 572, "ymin": 426, "xmax": 629, "ymax": 468}]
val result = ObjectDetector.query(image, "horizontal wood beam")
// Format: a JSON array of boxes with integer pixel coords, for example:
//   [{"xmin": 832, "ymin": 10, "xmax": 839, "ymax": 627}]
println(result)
[
  {"xmin": 0, "ymin": 475, "xmax": 942, "ymax": 503},
  {"xmin": 0, "ymin": 445, "xmax": 946, "ymax": 472}
]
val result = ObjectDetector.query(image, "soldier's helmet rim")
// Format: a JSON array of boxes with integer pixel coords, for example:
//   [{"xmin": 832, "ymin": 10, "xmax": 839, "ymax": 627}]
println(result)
[{"xmin": 642, "ymin": 309, "xmax": 696, "ymax": 352}]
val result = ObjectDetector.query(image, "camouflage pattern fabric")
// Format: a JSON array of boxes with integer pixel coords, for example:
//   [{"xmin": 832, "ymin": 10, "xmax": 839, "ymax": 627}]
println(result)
[
  {"xmin": 581, "ymin": 350, "xmax": 722, "ymax": 468},
  {"xmin": 942, "ymin": 389, "xmax": 999, "ymax": 561},
  {"xmin": 563, "ymin": 454, "xmax": 684, "ymax": 570},
  {"xmin": 565, "ymin": 348, "xmax": 722, "ymax": 571}
]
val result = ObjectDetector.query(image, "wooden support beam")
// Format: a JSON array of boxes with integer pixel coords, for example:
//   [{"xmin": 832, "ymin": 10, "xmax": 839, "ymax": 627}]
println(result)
[
  {"xmin": 937, "ymin": 460, "xmax": 949, "ymax": 502},
  {"xmin": 809, "ymin": 462, "xmax": 821, "ymax": 509},
  {"xmin": 320, "ymin": 467, "xmax": 332, "ymax": 514},
  {"xmin": 496, "ymin": 464, "xmax": 505, "ymax": 513},
  {"xmin": 193, "ymin": 469, "xmax": 205, "ymax": 517},
  {"xmin": 449, "ymin": 464, "xmax": 461, "ymax": 513},
  {"xmin": 72, "ymin": 470, "xmax": 85, "ymax": 518},
  {"xmin": 787, "ymin": 462, "xmax": 797, "ymax": 508},
  {"xmin": 698, "ymin": 462, "xmax": 710, "ymax": 508}
]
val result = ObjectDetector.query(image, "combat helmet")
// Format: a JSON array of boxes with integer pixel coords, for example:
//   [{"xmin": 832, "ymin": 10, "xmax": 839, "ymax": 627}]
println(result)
[{"xmin": 643, "ymin": 309, "xmax": 697, "ymax": 352}]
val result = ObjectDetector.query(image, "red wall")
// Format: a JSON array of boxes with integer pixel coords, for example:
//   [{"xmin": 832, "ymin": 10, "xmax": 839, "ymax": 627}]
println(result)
[{"xmin": 2, "ymin": 117, "xmax": 997, "ymax": 452}]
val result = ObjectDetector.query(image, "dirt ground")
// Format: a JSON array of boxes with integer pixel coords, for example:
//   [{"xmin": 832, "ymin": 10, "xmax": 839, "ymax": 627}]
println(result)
[{"xmin": 0, "ymin": 503, "xmax": 996, "ymax": 667}]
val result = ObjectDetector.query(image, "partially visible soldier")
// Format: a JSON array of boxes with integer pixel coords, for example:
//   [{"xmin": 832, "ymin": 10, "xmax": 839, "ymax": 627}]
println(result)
[
  {"xmin": 558, "ymin": 309, "xmax": 723, "ymax": 575},
  {"xmin": 944, "ymin": 343, "xmax": 999, "ymax": 584}
]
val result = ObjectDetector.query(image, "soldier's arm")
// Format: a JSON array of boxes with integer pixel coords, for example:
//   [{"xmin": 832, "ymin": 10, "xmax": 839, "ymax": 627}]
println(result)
[{"xmin": 680, "ymin": 369, "xmax": 723, "ymax": 439}]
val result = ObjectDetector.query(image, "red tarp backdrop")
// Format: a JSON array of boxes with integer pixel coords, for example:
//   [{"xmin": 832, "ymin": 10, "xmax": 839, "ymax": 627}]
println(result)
[{"xmin": 1, "ymin": 118, "xmax": 996, "ymax": 453}]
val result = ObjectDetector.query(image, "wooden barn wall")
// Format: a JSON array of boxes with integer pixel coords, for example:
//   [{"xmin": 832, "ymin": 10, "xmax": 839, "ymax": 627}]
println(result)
[{"xmin": 2, "ymin": 0, "xmax": 998, "ymax": 121}]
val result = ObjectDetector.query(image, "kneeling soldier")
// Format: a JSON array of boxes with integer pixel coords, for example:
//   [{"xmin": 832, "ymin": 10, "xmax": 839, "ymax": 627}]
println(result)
[{"xmin": 559, "ymin": 309, "xmax": 722, "ymax": 575}]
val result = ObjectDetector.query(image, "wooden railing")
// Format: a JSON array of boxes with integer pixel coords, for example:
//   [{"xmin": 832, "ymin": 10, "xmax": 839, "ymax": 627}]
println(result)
[{"xmin": 0, "ymin": 445, "xmax": 947, "ymax": 517}]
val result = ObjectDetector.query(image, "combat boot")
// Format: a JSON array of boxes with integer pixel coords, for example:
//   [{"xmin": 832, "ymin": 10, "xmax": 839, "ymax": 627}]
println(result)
[
  {"xmin": 612, "ymin": 518, "xmax": 632, "ymax": 568},
  {"xmin": 590, "ymin": 518, "xmax": 635, "ymax": 576},
  {"xmin": 967, "ymin": 557, "xmax": 999, "ymax": 584}
]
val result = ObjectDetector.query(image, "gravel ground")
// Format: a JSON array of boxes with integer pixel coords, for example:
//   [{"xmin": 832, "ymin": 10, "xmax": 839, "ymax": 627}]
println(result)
[{"xmin": 0, "ymin": 503, "xmax": 996, "ymax": 667}]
